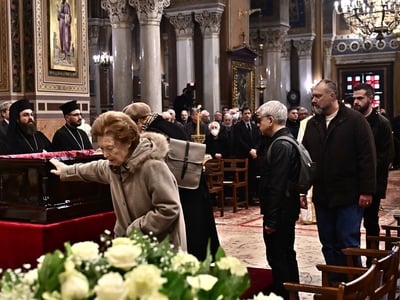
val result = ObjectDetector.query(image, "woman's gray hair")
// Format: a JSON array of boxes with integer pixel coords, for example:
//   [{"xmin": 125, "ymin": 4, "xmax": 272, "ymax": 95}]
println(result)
[{"xmin": 256, "ymin": 100, "xmax": 287, "ymax": 125}]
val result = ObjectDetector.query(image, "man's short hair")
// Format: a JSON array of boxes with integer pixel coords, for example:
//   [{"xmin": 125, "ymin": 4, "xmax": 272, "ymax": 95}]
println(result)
[
  {"xmin": 123, "ymin": 102, "xmax": 151, "ymax": 122},
  {"xmin": 353, "ymin": 83, "xmax": 374, "ymax": 97},
  {"xmin": 0, "ymin": 101, "xmax": 12, "ymax": 113},
  {"xmin": 256, "ymin": 100, "xmax": 287, "ymax": 125}
]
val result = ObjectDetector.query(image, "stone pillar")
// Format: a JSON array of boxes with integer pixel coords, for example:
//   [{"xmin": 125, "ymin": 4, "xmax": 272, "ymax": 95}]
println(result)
[
  {"xmin": 261, "ymin": 27, "xmax": 289, "ymax": 101},
  {"xmin": 129, "ymin": 0, "xmax": 170, "ymax": 113},
  {"xmin": 194, "ymin": 4, "xmax": 224, "ymax": 113},
  {"xmin": 293, "ymin": 37, "xmax": 315, "ymax": 111},
  {"xmin": 167, "ymin": 12, "xmax": 195, "ymax": 95},
  {"xmin": 88, "ymin": 20, "xmax": 101, "ymax": 116},
  {"xmin": 323, "ymin": 36, "xmax": 335, "ymax": 79},
  {"xmin": 101, "ymin": 0, "xmax": 134, "ymax": 111},
  {"xmin": 281, "ymin": 40, "xmax": 292, "ymax": 103}
]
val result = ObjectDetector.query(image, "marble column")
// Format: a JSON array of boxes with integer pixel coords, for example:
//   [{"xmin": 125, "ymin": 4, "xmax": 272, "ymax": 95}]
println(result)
[
  {"xmin": 129, "ymin": 0, "xmax": 170, "ymax": 113},
  {"xmin": 194, "ymin": 5, "xmax": 224, "ymax": 113},
  {"xmin": 167, "ymin": 12, "xmax": 195, "ymax": 95},
  {"xmin": 293, "ymin": 37, "xmax": 315, "ymax": 111},
  {"xmin": 323, "ymin": 36, "xmax": 335, "ymax": 79},
  {"xmin": 281, "ymin": 40, "xmax": 292, "ymax": 103},
  {"xmin": 261, "ymin": 27, "xmax": 289, "ymax": 101},
  {"xmin": 101, "ymin": 0, "xmax": 134, "ymax": 111}
]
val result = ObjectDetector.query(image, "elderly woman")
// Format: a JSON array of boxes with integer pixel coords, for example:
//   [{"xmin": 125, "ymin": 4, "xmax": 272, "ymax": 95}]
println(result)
[
  {"xmin": 123, "ymin": 102, "xmax": 220, "ymax": 261},
  {"xmin": 50, "ymin": 111, "xmax": 186, "ymax": 250}
]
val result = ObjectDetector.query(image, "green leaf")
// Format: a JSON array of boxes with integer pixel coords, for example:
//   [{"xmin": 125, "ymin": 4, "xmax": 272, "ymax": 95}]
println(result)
[{"xmin": 35, "ymin": 250, "xmax": 66, "ymax": 298}]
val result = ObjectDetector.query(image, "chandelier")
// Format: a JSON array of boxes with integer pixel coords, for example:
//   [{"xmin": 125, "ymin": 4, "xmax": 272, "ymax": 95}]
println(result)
[
  {"xmin": 334, "ymin": 0, "xmax": 400, "ymax": 41},
  {"xmin": 93, "ymin": 52, "xmax": 113, "ymax": 67}
]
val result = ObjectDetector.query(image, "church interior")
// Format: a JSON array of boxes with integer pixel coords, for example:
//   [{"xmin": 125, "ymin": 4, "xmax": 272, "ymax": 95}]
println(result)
[
  {"xmin": 0, "ymin": 0, "xmax": 399, "ymax": 139},
  {"xmin": 1, "ymin": 0, "xmax": 400, "ymax": 298}
]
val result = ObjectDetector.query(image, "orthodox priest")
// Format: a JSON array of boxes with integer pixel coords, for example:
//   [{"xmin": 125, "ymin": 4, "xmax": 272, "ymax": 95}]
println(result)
[
  {"xmin": 52, "ymin": 100, "xmax": 93, "ymax": 151},
  {"xmin": 6, "ymin": 98, "xmax": 53, "ymax": 154}
]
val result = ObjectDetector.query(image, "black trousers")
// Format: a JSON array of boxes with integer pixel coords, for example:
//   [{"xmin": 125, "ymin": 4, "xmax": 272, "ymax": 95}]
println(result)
[
  {"xmin": 263, "ymin": 219, "xmax": 300, "ymax": 300},
  {"xmin": 363, "ymin": 195, "xmax": 381, "ymax": 265}
]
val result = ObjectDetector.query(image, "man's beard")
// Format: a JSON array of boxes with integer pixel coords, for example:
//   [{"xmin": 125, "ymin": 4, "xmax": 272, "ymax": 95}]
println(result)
[
  {"xmin": 19, "ymin": 122, "xmax": 36, "ymax": 136},
  {"xmin": 353, "ymin": 103, "xmax": 368, "ymax": 114}
]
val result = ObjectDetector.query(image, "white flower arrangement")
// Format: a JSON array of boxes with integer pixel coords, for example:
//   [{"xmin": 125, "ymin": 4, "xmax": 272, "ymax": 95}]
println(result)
[{"xmin": 0, "ymin": 230, "xmax": 282, "ymax": 300}]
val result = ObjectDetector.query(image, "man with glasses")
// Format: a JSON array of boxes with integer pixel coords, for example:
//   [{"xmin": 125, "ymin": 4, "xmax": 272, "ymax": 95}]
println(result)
[
  {"xmin": 302, "ymin": 79, "xmax": 376, "ymax": 277},
  {"xmin": 52, "ymin": 100, "xmax": 93, "ymax": 151},
  {"xmin": 256, "ymin": 100, "xmax": 301, "ymax": 299}
]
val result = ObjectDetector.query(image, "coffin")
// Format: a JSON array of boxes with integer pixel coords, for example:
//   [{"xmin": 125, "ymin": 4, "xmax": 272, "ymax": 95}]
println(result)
[{"xmin": 0, "ymin": 150, "xmax": 113, "ymax": 223}]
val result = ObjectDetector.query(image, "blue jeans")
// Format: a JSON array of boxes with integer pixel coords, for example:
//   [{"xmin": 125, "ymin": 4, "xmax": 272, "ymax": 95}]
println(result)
[{"xmin": 315, "ymin": 203, "xmax": 364, "ymax": 281}]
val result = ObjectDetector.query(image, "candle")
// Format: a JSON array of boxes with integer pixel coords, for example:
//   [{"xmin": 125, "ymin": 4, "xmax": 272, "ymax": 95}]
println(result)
[{"xmin": 196, "ymin": 105, "xmax": 201, "ymax": 136}]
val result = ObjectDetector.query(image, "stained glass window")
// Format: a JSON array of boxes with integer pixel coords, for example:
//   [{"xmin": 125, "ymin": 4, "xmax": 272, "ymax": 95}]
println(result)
[{"xmin": 343, "ymin": 71, "xmax": 384, "ymax": 108}]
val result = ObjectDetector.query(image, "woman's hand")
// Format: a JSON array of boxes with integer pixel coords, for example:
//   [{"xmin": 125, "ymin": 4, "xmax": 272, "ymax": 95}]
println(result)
[{"xmin": 49, "ymin": 158, "xmax": 66, "ymax": 176}]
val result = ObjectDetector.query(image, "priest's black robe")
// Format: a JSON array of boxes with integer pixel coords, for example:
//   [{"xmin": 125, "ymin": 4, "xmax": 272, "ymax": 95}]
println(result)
[{"xmin": 52, "ymin": 125, "xmax": 93, "ymax": 151}]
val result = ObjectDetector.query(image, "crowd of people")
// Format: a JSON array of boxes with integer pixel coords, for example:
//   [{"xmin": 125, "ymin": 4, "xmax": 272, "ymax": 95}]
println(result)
[{"xmin": 0, "ymin": 78, "xmax": 398, "ymax": 299}]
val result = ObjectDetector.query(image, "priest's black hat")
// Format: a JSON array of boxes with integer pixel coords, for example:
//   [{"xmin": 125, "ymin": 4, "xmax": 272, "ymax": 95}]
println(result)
[
  {"xmin": 9, "ymin": 99, "xmax": 32, "ymax": 122},
  {"xmin": 60, "ymin": 100, "xmax": 79, "ymax": 116}
]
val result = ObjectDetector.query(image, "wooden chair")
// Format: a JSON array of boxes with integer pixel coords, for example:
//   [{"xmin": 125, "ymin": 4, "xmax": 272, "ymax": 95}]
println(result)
[
  {"xmin": 204, "ymin": 158, "xmax": 224, "ymax": 216},
  {"xmin": 222, "ymin": 158, "xmax": 249, "ymax": 213},
  {"xmin": 340, "ymin": 245, "xmax": 400, "ymax": 300},
  {"xmin": 284, "ymin": 262, "xmax": 378, "ymax": 300}
]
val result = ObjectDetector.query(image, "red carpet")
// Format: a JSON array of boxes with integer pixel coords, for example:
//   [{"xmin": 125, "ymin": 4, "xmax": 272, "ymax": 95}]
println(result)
[{"xmin": 241, "ymin": 267, "xmax": 273, "ymax": 299}]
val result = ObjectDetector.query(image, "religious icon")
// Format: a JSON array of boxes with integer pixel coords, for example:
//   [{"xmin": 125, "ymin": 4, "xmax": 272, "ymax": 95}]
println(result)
[{"xmin": 49, "ymin": 0, "xmax": 77, "ymax": 71}]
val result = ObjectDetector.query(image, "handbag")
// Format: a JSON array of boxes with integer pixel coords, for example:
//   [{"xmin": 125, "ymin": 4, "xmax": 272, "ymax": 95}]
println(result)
[{"xmin": 166, "ymin": 138, "xmax": 206, "ymax": 189}]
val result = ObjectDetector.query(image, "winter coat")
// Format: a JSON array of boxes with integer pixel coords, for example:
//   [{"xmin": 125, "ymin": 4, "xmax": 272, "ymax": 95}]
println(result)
[
  {"xmin": 366, "ymin": 109, "xmax": 394, "ymax": 198},
  {"xmin": 60, "ymin": 131, "xmax": 187, "ymax": 250},
  {"xmin": 302, "ymin": 105, "xmax": 376, "ymax": 208},
  {"xmin": 259, "ymin": 127, "xmax": 300, "ymax": 229}
]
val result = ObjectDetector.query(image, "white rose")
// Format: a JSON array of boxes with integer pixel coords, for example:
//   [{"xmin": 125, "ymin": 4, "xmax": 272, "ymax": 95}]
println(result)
[
  {"xmin": 253, "ymin": 292, "xmax": 284, "ymax": 300},
  {"xmin": 124, "ymin": 264, "xmax": 166, "ymax": 299},
  {"xmin": 170, "ymin": 251, "xmax": 200, "ymax": 274},
  {"xmin": 111, "ymin": 237, "xmax": 134, "ymax": 246},
  {"xmin": 71, "ymin": 241, "xmax": 99, "ymax": 262},
  {"xmin": 42, "ymin": 291, "xmax": 62, "ymax": 300},
  {"xmin": 187, "ymin": 274, "xmax": 218, "ymax": 291},
  {"xmin": 104, "ymin": 244, "xmax": 142, "ymax": 270},
  {"xmin": 216, "ymin": 256, "xmax": 247, "ymax": 276},
  {"xmin": 59, "ymin": 261, "xmax": 90, "ymax": 300},
  {"xmin": 94, "ymin": 272, "xmax": 127, "ymax": 300}
]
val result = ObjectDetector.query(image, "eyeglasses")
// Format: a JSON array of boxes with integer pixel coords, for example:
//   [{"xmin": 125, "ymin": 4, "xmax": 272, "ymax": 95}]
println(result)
[{"xmin": 255, "ymin": 115, "xmax": 272, "ymax": 124}]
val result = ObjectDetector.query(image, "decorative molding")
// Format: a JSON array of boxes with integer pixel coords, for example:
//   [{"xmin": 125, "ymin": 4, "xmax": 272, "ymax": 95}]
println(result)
[
  {"xmin": 168, "ymin": 13, "xmax": 194, "ymax": 38},
  {"xmin": 0, "ymin": 1, "xmax": 10, "ymax": 92},
  {"xmin": 101, "ymin": 0, "xmax": 134, "ymax": 25},
  {"xmin": 194, "ymin": 10, "xmax": 223, "ymax": 36},
  {"xmin": 293, "ymin": 38, "xmax": 314, "ymax": 57},
  {"xmin": 281, "ymin": 40, "xmax": 292, "ymax": 59},
  {"xmin": 35, "ymin": 0, "xmax": 88, "ymax": 94},
  {"xmin": 263, "ymin": 28, "xmax": 289, "ymax": 51},
  {"xmin": 129, "ymin": 0, "xmax": 170, "ymax": 24},
  {"xmin": 11, "ymin": 0, "xmax": 21, "ymax": 92}
]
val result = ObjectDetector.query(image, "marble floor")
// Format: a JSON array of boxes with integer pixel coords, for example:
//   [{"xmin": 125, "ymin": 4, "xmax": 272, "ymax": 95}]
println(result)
[{"xmin": 214, "ymin": 169, "xmax": 400, "ymax": 299}]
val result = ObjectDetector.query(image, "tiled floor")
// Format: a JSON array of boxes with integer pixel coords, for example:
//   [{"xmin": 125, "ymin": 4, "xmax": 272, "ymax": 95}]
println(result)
[{"xmin": 214, "ymin": 169, "xmax": 400, "ymax": 299}]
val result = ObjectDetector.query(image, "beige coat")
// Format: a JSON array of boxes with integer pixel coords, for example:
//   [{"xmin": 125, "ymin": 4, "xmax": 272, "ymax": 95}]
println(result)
[{"xmin": 60, "ymin": 132, "xmax": 187, "ymax": 251}]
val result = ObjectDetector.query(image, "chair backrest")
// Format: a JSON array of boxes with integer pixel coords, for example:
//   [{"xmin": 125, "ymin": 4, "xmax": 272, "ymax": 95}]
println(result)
[
  {"xmin": 204, "ymin": 158, "xmax": 224, "ymax": 190},
  {"xmin": 222, "ymin": 158, "xmax": 248, "ymax": 183},
  {"xmin": 372, "ymin": 245, "xmax": 399, "ymax": 300},
  {"xmin": 284, "ymin": 263, "xmax": 378, "ymax": 300},
  {"xmin": 337, "ymin": 262, "xmax": 378, "ymax": 300},
  {"xmin": 341, "ymin": 245, "xmax": 400, "ymax": 300}
]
